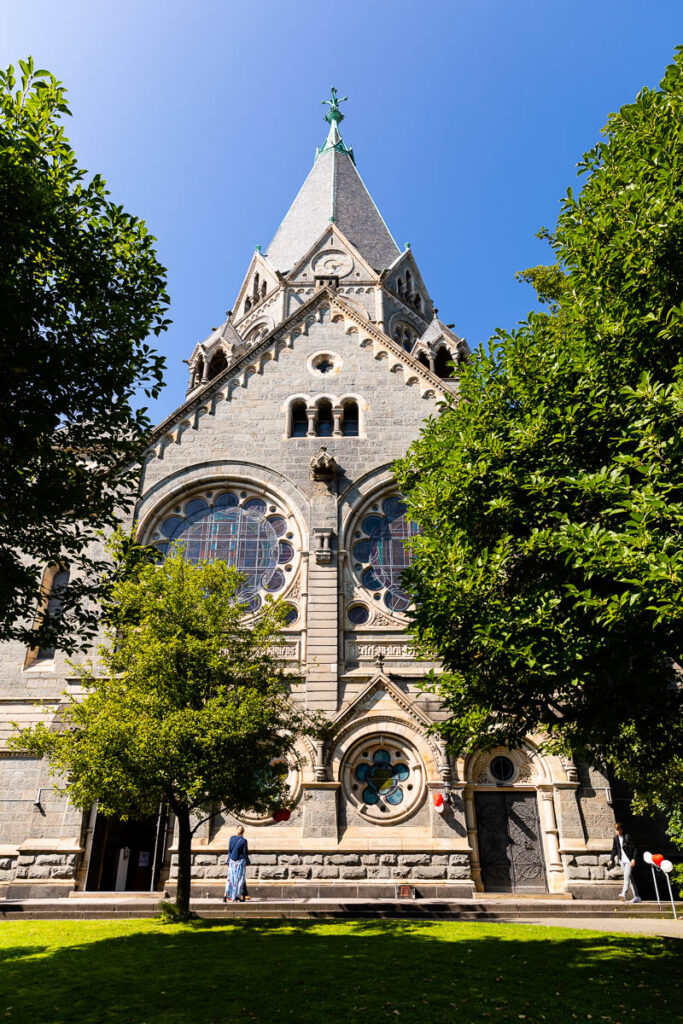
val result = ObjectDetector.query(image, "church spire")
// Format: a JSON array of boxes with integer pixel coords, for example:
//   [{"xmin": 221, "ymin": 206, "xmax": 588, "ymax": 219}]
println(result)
[{"xmin": 264, "ymin": 90, "xmax": 400, "ymax": 273}]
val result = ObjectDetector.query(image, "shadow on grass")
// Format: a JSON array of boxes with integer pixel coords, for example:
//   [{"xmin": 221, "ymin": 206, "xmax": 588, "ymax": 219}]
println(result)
[{"xmin": 1, "ymin": 919, "xmax": 681, "ymax": 1024}]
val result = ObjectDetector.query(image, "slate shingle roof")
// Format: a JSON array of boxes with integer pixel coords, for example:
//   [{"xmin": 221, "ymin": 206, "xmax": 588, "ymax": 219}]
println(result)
[{"xmin": 265, "ymin": 146, "xmax": 400, "ymax": 274}]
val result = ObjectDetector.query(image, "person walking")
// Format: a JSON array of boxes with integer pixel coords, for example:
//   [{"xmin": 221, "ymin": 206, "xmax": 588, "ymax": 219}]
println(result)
[
  {"xmin": 223, "ymin": 824, "xmax": 249, "ymax": 903},
  {"xmin": 607, "ymin": 822, "xmax": 642, "ymax": 903}
]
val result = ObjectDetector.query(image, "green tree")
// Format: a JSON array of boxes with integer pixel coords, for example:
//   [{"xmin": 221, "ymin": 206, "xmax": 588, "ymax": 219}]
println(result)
[
  {"xmin": 396, "ymin": 49, "xmax": 683, "ymax": 833},
  {"xmin": 10, "ymin": 547, "xmax": 307, "ymax": 917},
  {"xmin": 0, "ymin": 58, "xmax": 169, "ymax": 652}
]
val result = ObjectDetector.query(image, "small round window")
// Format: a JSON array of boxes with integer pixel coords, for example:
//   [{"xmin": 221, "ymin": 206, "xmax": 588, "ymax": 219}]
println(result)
[
  {"xmin": 490, "ymin": 755, "xmax": 515, "ymax": 783},
  {"xmin": 308, "ymin": 351, "xmax": 340, "ymax": 377}
]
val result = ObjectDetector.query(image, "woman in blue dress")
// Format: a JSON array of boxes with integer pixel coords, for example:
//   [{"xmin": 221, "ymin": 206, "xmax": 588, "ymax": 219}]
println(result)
[{"xmin": 223, "ymin": 824, "xmax": 249, "ymax": 902}]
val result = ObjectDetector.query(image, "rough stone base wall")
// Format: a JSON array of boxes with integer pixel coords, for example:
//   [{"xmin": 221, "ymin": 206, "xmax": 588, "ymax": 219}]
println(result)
[
  {"xmin": 171, "ymin": 851, "xmax": 471, "ymax": 882},
  {"xmin": 0, "ymin": 855, "xmax": 17, "ymax": 883},
  {"xmin": 9, "ymin": 852, "xmax": 78, "ymax": 882},
  {"xmin": 565, "ymin": 853, "xmax": 619, "ymax": 882}
]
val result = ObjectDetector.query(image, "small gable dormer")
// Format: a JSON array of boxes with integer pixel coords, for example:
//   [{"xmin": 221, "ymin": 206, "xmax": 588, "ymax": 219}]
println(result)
[
  {"xmin": 415, "ymin": 314, "xmax": 470, "ymax": 379},
  {"xmin": 186, "ymin": 318, "xmax": 245, "ymax": 395},
  {"xmin": 385, "ymin": 248, "xmax": 433, "ymax": 327}
]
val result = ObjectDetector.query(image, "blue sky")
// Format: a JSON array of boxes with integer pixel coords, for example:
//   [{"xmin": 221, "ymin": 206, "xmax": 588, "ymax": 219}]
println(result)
[{"xmin": 3, "ymin": 1, "xmax": 682, "ymax": 422}]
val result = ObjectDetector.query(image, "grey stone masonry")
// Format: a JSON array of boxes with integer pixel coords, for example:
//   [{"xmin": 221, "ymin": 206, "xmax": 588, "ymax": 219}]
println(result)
[
  {"xmin": 564, "ymin": 853, "xmax": 621, "ymax": 882},
  {"xmin": 172, "ymin": 851, "xmax": 471, "ymax": 883}
]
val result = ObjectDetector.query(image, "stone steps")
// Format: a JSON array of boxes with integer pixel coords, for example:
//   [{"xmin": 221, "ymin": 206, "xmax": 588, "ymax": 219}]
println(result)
[{"xmin": 1, "ymin": 897, "xmax": 679, "ymax": 921}]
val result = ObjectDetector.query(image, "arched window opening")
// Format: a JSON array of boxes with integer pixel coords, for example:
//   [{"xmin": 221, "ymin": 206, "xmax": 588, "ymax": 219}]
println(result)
[
  {"xmin": 405, "ymin": 269, "xmax": 413, "ymax": 294},
  {"xmin": 244, "ymin": 296, "xmax": 252, "ymax": 313},
  {"xmin": 207, "ymin": 349, "xmax": 228, "ymax": 380},
  {"xmin": 290, "ymin": 401, "xmax": 308, "ymax": 438},
  {"xmin": 341, "ymin": 400, "xmax": 359, "ymax": 437},
  {"xmin": 316, "ymin": 400, "xmax": 334, "ymax": 438},
  {"xmin": 402, "ymin": 333, "xmax": 414, "ymax": 353},
  {"xmin": 192, "ymin": 357, "xmax": 205, "ymax": 388},
  {"xmin": 417, "ymin": 351, "xmax": 430, "ymax": 369},
  {"xmin": 35, "ymin": 568, "xmax": 70, "ymax": 661},
  {"xmin": 396, "ymin": 277, "xmax": 404, "ymax": 297},
  {"xmin": 434, "ymin": 347, "xmax": 455, "ymax": 379},
  {"xmin": 253, "ymin": 273, "xmax": 260, "ymax": 298},
  {"xmin": 261, "ymin": 280, "xmax": 267, "ymax": 299},
  {"xmin": 414, "ymin": 293, "xmax": 423, "ymax": 312}
]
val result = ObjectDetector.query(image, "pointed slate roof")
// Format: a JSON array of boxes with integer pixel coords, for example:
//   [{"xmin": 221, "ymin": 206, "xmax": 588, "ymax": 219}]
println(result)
[
  {"xmin": 419, "ymin": 314, "xmax": 465, "ymax": 350},
  {"xmin": 265, "ymin": 102, "xmax": 400, "ymax": 274}
]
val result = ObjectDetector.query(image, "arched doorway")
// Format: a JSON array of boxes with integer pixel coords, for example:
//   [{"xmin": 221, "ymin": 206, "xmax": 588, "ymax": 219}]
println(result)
[{"xmin": 468, "ymin": 749, "xmax": 548, "ymax": 893}]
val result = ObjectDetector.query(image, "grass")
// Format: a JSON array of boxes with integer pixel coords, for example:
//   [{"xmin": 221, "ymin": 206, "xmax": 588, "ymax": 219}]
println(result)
[{"xmin": 0, "ymin": 918, "xmax": 681, "ymax": 1024}]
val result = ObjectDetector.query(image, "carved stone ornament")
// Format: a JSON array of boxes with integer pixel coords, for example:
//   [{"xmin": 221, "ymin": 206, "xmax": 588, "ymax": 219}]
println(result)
[
  {"xmin": 313, "ymin": 528, "xmax": 334, "ymax": 564},
  {"xmin": 310, "ymin": 445, "xmax": 337, "ymax": 481}
]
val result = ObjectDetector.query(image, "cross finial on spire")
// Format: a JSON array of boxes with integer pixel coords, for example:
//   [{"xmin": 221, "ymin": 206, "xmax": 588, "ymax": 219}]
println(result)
[{"xmin": 322, "ymin": 86, "xmax": 347, "ymax": 125}]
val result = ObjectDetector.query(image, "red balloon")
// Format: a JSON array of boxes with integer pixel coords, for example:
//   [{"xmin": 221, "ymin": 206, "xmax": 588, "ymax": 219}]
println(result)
[
  {"xmin": 652, "ymin": 853, "xmax": 664, "ymax": 866},
  {"xmin": 433, "ymin": 793, "xmax": 444, "ymax": 807}
]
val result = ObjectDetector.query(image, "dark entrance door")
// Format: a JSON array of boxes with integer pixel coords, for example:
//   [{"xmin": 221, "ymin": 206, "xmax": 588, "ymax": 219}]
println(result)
[
  {"xmin": 85, "ymin": 811, "xmax": 165, "ymax": 891},
  {"xmin": 475, "ymin": 791, "xmax": 546, "ymax": 892}
]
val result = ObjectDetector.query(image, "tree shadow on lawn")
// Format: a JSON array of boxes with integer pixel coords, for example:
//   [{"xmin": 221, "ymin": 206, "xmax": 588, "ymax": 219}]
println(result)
[{"xmin": 2, "ymin": 919, "xmax": 681, "ymax": 1024}]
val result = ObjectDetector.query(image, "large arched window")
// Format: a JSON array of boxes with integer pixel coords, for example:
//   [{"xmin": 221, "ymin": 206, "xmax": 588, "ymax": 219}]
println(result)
[
  {"xmin": 350, "ymin": 495, "xmax": 418, "ymax": 615},
  {"xmin": 151, "ymin": 490, "xmax": 300, "ymax": 616},
  {"xmin": 316, "ymin": 400, "xmax": 334, "ymax": 438},
  {"xmin": 289, "ymin": 401, "xmax": 308, "ymax": 438},
  {"xmin": 30, "ymin": 567, "xmax": 70, "ymax": 663},
  {"xmin": 341, "ymin": 399, "xmax": 359, "ymax": 437},
  {"xmin": 416, "ymin": 351, "xmax": 429, "ymax": 370}
]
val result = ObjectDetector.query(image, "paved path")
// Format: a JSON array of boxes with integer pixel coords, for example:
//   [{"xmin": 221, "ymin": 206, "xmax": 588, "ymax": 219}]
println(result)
[{"xmin": 519, "ymin": 915, "xmax": 682, "ymax": 938}]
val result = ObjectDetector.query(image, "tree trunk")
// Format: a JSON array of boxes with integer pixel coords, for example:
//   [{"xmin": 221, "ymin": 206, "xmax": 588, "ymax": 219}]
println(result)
[{"xmin": 174, "ymin": 804, "xmax": 193, "ymax": 918}]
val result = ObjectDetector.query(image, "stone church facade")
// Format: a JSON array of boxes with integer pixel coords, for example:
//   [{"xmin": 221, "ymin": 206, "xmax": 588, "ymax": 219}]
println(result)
[{"xmin": 0, "ymin": 94, "xmax": 619, "ymax": 900}]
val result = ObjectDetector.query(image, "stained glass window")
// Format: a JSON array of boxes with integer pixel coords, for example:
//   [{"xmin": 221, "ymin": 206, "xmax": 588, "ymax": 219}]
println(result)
[
  {"xmin": 354, "ymin": 749, "xmax": 410, "ymax": 806},
  {"xmin": 154, "ymin": 491, "xmax": 299, "ymax": 613},
  {"xmin": 353, "ymin": 495, "xmax": 418, "ymax": 614},
  {"xmin": 344, "ymin": 738, "xmax": 425, "ymax": 824}
]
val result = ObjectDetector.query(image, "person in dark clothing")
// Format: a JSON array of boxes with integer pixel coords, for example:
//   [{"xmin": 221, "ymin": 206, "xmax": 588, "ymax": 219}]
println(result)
[
  {"xmin": 223, "ymin": 824, "xmax": 249, "ymax": 902},
  {"xmin": 607, "ymin": 822, "xmax": 642, "ymax": 903}
]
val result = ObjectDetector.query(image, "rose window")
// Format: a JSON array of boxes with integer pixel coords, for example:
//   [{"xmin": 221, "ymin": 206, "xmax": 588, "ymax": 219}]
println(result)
[
  {"xmin": 149, "ymin": 489, "xmax": 299, "ymax": 616},
  {"xmin": 343, "ymin": 737, "xmax": 425, "ymax": 824},
  {"xmin": 355, "ymin": 750, "xmax": 409, "ymax": 806},
  {"xmin": 351, "ymin": 495, "xmax": 418, "ymax": 614}
]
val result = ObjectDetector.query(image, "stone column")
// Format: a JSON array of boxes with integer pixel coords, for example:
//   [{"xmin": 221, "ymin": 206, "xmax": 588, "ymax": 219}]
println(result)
[
  {"xmin": 332, "ymin": 406, "xmax": 343, "ymax": 438},
  {"xmin": 463, "ymin": 787, "xmax": 483, "ymax": 891},
  {"xmin": 538, "ymin": 786, "xmax": 563, "ymax": 889},
  {"xmin": 306, "ymin": 407, "xmax": 317, "ymax": 438},
  {"xmin": 306, "ymin": 450, "xmax": 339, "ymax": 714}
]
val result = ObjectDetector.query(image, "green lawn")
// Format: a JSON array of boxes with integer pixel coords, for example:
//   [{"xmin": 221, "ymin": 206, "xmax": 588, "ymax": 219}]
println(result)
[{"xmin": 0, "ymin": 919, "xmax": 680, "ymax": 1024}]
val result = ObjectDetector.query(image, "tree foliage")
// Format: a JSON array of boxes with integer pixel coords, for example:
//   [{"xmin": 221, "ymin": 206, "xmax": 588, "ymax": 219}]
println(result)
[
  {"xmin": 10, "ymin": 546, "xmax": 308, "ymax": 916},
  {"xmin": 0, "ymin": 58, "xmax": 169, "ymax": 651},
  {"xmin": 396, "ymin": 48, "xmax": 683, "ymax": 828}
]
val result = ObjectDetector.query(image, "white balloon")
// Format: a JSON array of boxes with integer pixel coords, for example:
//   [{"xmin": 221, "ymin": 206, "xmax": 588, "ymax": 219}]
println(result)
[
  {"xmin": 661, "ymin": 860, "xmax": 673, "ymax": 874},
  {"xmin": 644, "ymin": 851, "xmax": 653, "ymax": 864}
]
